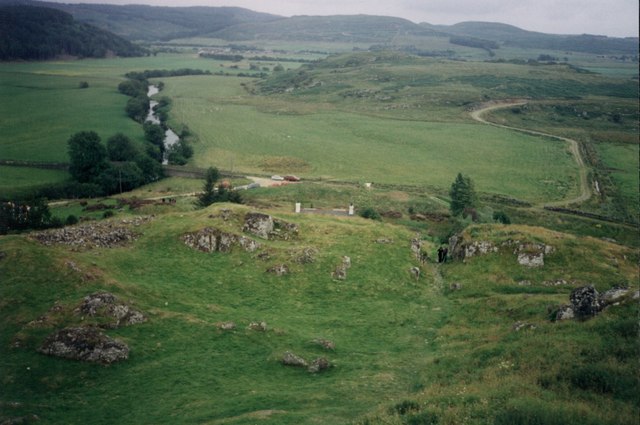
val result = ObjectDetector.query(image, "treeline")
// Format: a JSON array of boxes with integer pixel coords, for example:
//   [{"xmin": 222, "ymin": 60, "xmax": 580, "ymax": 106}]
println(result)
[
  {"xmin": 450, "ymin": 36, "xmax": 499, "ymax": 51},
  {"xmin": 125, "ymin": 68, "xmax": 212, "ymax": 80},
  {"xmin": 200, "ymin": 52, "xmax": 315, "ymax": 63},
  {"xmin": 0, "ymin": 5, "xmax": 146, "ymax": 61}
]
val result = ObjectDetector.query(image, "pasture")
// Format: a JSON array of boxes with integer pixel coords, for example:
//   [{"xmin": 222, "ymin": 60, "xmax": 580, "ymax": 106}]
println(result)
[{"xmin": 1, "ymin": 206, "xmax": 637, "ymax": 424}]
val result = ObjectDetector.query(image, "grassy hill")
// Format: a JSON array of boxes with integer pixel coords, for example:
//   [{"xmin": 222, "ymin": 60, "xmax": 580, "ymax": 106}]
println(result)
[
  {"xmin": 0, "ymin": 203, "xmax": 637, "ymax": 424},
  {"xmin": 0, "ymin": 5, "xmax": 146, "ymax": 60}
]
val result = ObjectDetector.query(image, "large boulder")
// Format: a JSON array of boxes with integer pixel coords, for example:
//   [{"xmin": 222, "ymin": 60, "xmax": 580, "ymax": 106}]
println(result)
[
  {"xmin": 38, "ymin": 327, "xmax": 129, "ymax": 364},
  {"xmin": 281, "ymin": 351, "xmax": 308, "ymax": 368},
  {"xmin": 569, "ymin": 285, "xmax": 602, "ymax": 319}
]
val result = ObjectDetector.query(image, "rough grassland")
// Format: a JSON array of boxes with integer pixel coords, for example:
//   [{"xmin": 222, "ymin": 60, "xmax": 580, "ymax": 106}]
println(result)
[{"xmin": 0, "ymin": 206, "xmax": 637, "ymax": 424}]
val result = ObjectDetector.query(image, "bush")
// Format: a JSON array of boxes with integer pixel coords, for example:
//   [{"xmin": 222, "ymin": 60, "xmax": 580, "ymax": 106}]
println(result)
[
  {"xmin": 103, "ymin": 210, "xmax": 114, "ymax": 219},
  {"xmin": 359, "ymin": 207, "xmax": 381, "ymax": 220},
  {"xmin": 494, "ymin": 398, "xmax": 604, "ymax": 425},
  {"xmin": 78, "ymin": 81, "xmax": 89, "ymax": 89},
  {"xmin": 390, "ymin": 400, "xmax": 420, "ymax": 415},
  {"xmin": 493, "ymin": 211, "xmax": 511, "ymax": 224},
  {"xmin": 65, "ymin": 214, "xmax": 79, "ymax": 225}
]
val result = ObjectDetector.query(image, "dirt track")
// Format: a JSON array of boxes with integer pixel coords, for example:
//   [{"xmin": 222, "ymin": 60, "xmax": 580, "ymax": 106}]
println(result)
[{"xmin": 470, "ymin": 101, "xmax": 591, "ymax": 207}]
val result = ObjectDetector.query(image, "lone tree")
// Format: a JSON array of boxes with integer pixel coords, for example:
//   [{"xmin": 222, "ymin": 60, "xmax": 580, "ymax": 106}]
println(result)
[
  {"xmin": 449, "ymin": 173, "xmax": 477, "ymax": 216},
  {"xmin": 68, "ymin": 131, "xmax": 108, "ymax": 183},
  {"xmin": 195, "ymin": 167, "xmax": 220, "ymax": 208}
]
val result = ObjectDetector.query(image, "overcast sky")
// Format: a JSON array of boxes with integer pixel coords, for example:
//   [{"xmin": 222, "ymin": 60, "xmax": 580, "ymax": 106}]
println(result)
[{"xmin": 48, "ymin": 0, "xmax": 639, "ymax": 37}]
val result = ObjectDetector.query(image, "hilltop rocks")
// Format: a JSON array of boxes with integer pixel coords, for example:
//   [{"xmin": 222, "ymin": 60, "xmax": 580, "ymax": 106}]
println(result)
[
  {"xmin": 38, "ymin": 326, "xmax": 129, "ymax": 364},
  {"xmin": 308, "ymin": 357, "xmax": 331, "ymax": 373},
  {"xmin": 243, "ymin": 212, "xmax": 298, "ymax": 241},
  {"xmin": 31, "ymin": 218, "xmax": 151, "ymax": 249},
  {"xmin": 77, "ymin": 292, "xmax": 146, "ymax": 328},
  {"xmin": 290, "ymin": 247, "xmax": 318, "ymax": 264},
  {"xmin": 312, "ymin": 338, "xmax": 336, "ymax": 351},
  {"xmin": 183, "ymin": 227, "xmax": 260, "ymax": 253}
]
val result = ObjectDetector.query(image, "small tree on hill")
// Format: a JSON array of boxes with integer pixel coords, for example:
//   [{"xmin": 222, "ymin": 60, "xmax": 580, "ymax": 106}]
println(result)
[
  {"xmin": 196, "ymin": 167, "xmax": 220, "ymax": 208},
  {"xmin": 449, "ymin": 173, "xmax": 477, "ymax": 217}
]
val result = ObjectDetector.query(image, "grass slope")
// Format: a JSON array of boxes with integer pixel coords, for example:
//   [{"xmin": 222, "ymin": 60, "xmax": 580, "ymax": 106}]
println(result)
[{"xmin": 0, "ymin": 206, "xmax": 637, "ymax": 424}]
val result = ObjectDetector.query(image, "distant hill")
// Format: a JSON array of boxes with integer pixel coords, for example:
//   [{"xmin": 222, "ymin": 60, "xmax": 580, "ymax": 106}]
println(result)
[
  {"xmin": 209, "ymin": 14, "xmax": 436, "ymax": 42},
  {"xmin": 0, "ymin": 5, "xmax": 146, "ymax": 60},
  {"xmin": 0, "ymin": 0, "xmax": 281, "ymax": 41},
  {"xmin": 0, "ymin": 0, "xmax": 636, "ymax": 55},
  {"xmin": 435, "ymin": 21, "xmax": 638, "ymax": 55}
]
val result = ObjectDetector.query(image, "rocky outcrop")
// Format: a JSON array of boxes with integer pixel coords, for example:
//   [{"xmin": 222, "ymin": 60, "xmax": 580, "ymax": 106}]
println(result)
[
  {"xmin": 512, "ymin": 321, "xmax": 537, "ymax": 331},
  {"xmin": 31, "ymin": 217, "xmax": 151, "ymax": 249},
  {"xmin": 281, "ymin": 352, "xmax": 331, "ymax": 373},
  {"xmin": 448, "ymin": 233, "xmax": 554, "ymax": 267},
  {"xmin": 216, "ymin": 321, "xmax": 236, "ymax": 330},
  {"xmin": 38, "ymin": 326, "xmax": 129, "ymax": 364},
  {"xmin": 410, "ymin": 267, "xmax": 420, "ymax": 280},
  {"xmin": 183, "ymin": 227, "xmax": 260, "ymax": 253},
  {"xmin": 243, "ymin": 213, "xmax": 298, "ymax": 240},
  {"xmin": 77, "ymin": 292, "xmax": 146, "ymax": 328},
  {"xmin": 554, "ymin": 285, "xmax": 636, "ymax": 321}
]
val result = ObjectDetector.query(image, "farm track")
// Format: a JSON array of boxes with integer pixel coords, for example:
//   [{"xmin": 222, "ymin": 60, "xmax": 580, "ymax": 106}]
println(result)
[{"xmin": 470, "ymin": 101, "xmax": 592, "ymax": 208}]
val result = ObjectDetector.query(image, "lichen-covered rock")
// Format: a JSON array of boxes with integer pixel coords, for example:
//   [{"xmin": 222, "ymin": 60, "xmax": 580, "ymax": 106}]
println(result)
[
  {"xmin": 517, "ymin": 252, "xmax": 544, "ymax": 268},
  {"xmin": 332, "ymin": 256, "xmax": 352, "ymax": 280},
  {"xmin": 308, "ymin": 357, "xmax": 331, "ymax": 373},
  {"xmin": 38, "ymin": 326, "xmax": 129, "ymax": 364},
  {"xmin": 281, "ymin": 351, "xmax": 307, "ymax": 368},
  {"xmin": 183, "ymin": 228, "xmax": 260, "ymax": 253},
  {"xmin": 449, "ymin": 282, "xmax": 463, "ymax": 291},
  {"xmin": 243, "ymin": 213, "xmax": 298, "ymax": 240},
  {"xmin": 77, "ymin": 292, "xmax": 145, "ymax": 328},
  {"xmin": 465, "ymin": 241, "xmax": 498, "ymax": 258},
  {"xmin": 570, "ymin": 285, "xmax": 602, "ymax": 319},
  {"xmin": 600, "ymin": 287, "xmax": 631, "ymax": 306},
  {"xmin": 555, "ymin": 305, "xmax": 575, "ymax": 321}
]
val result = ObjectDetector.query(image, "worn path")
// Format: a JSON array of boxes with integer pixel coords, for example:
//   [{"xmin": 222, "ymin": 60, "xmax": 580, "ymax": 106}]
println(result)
[{"xmin": 470, "ymin": 101, "xmax": 592, "ymax": 208}]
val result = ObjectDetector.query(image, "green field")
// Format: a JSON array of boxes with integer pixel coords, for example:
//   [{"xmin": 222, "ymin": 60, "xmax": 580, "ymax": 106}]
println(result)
[{"xmin": 0, "ymin": 166, "xmax": 69, "ymax": 197}]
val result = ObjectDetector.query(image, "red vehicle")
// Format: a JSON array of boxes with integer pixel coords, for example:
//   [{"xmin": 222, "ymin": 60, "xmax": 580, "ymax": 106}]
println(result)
[{"xmin": 284, "ymin": 175, "xmax": 300, "ymax": 182}]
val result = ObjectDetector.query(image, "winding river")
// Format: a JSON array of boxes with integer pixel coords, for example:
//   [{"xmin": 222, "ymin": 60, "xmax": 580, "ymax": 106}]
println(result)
[{"xmin": 146, "ymin": 85, "xmax": 180, "ymax": 165}]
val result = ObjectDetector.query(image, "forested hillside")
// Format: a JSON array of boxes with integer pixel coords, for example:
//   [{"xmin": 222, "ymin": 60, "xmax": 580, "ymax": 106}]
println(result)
[{"xmin": 0, "ymin": 5, "xmax": 146, "ymax": 60}]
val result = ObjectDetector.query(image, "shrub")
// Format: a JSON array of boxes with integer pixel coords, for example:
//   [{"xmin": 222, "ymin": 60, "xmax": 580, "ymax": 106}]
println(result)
[
  {"xmin": 359, "ymin": 207, "xmax": 381, "ymax": 220},
  {"xmin": 65, "ymin": 215, "xmax": 79, "ymax": 225},
  {"xmin": 102, "ymin": 210, "xmax": 114, "ymax": 219},
  {"xmin": 493, "ymin": 211, "xmax": 511, "ymax": 224}
]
